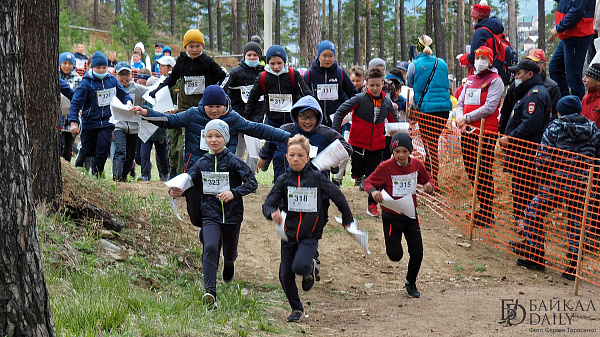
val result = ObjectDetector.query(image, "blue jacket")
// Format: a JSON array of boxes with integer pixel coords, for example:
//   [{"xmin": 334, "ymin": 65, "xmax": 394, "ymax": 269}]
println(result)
[
  {"xmin": 411, "ymin": 53, "xmax": 452, "ymax": 113},
  {"xmin": 68, "ymin": 70, "xmax": 132, "ymax": 129},
  {"xmin": 144, "ymin": 97, "xmax": 291, "ymax": 170},
  {"xmin": 303, "ymin": 59, "xmax": 358, "ymax": 125},
  {"xmin": 60, "ymin": 78, "xmax": 74, "ymax": 100},
  {"xmin": 555, "ymin": 0, "xmax": 595, "ymax": 40},
  {"xmin": 466, "ymin": 17, "xmax": 505, "ymax": 65}
]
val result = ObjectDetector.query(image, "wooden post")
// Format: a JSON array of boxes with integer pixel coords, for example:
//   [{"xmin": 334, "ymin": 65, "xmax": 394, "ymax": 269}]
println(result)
[
  {"xmin": 469, "ymin": 119, "xmax": 485, "ymax": 241},
  {"xmin": 574, "ymin": 165, "xmax": 596, "ymax": 295}
]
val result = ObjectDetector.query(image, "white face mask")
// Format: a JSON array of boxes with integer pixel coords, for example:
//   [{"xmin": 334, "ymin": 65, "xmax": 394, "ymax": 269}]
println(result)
[
  {"xmin": 514, "ymin": 78, "xmax": 522, "ymax": 87},
  {"xmin": 474, "ymin": 59, "xmax": 489, "ymax": 73}
]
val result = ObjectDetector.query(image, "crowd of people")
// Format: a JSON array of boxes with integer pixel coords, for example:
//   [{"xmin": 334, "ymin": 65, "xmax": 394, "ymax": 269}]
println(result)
[{"xmin": 58, "ymin": 0, "xmax": 600, "ymax": 322}]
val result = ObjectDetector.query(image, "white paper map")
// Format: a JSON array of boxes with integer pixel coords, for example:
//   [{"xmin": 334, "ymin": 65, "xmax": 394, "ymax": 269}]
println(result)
[
  {"xmin": 276, "ymin": 211, "xmax": 288, "ymax": 241},
  {"xmin": 335, "ymin": 216, "xmax": 370, "ymax": 254},
  {"xmin": 164, "ymin": 174, "xmax": 194, "ymax": 221},
  {"xmin": 311, "ymin": 139, "xmax": 350, "ymax": 171},
  {"xmin": 379, "ymin": 190, "xmax": 416, "ymax": 219}
]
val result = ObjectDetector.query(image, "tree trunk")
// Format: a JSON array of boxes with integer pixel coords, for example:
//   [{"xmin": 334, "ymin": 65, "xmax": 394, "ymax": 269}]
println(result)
[
  {"xmin": 328, "ymin": 0, "xmax": 334, "ymax": 41},
  {"xmin": 236, "ymin": 0, "xmax": 243, "ymax": 50},
  {"xmin": 232, "ymin": 0, "xmax": 242, "ymax": 54},
  {"xmin": 147, "ymin": 0, "xmax": 154, "ymax": 28},
  {"xmin": 538, "ymin": 0, "xmax": 545, "ymax": 52},
  {"xmin": 67, "ymin": 0, "xmax": 76, "ymax": 12},
  {"xmin": 207, "ymin": 0, "xmax": 214, "ymax": 50},
  {"xmin": 170, "ymin": 0, "xmax": 175, "ymax": 36},
  {"xmin": 216, "ymin": 0, "xmax": 222, "ymax": 52},
  {"xmin": 94, "ymin": 0, "xmax": 99, "ymax": 28},
  {"xmin": 365, "ymin": 0, "xmax": 371, "ymax": 62},
  {"xmin": 508, "ymin": 0, "xmax": 517, "ymax": 48},
  {"xmin": 138, "ymin": 0, "xmax": 148, "ymax": 23},
  {"xmin": 321, "ymin": 0, "xmax": 326, "ymax": 40},
  {"xmin": 393, "ymin": 0, "xmax": 399, "ymax": 65},
  {"xmin": 425, "ymin": 0, "xmax": 432, "ymax": 38},
  {"xmin": 354, "ymin": 0, "xmax": 361, "ymax": 64},
  {"xmin": 457, "ymin": 0, "xmax": 465, "ymax": 81},
  {"xmin": 275, "ymin": 0, "xmax": 281, "ymax": 45},
  {"xmin": 400, "ymin": 0, "xmax": 405, "ymax": 61},
  {"xmin": 305, "ymin": 0, "xmax": 320, "ymax": 62},
  {"xmin": 378, "ymin": 0, "xmax": 384, "ymax": 58},
  {"xmin": 247, "ymin": 0, "xmax": 260, "ymax": 41},
  {"xmin": 1, "ymin": 0, "xmax": 56, "ymax": 335},
  {"xmin": 443, "ymin": 0, "xmax": 450, "ymax": 74},
  {"xmin": 115, "ymin": 0, "xmax": 121, "ymax": 16},
  {"xmin": 337, "ymin": 0, "xmax": 342, "ymax": 62},
  {"xmin": 433, "ymin": 0, "xmax": 443, "ymax": 57},
  {"xmin": 20, "ymin": 0, "xmax": 63, "ymax": 205},
  {"xmin": 468, "ymin": 0, "xmax": 474, "ymax": 42},
  {"xmin": 299, "ymin": 0, "xmax": 306, "ymax": 63}
]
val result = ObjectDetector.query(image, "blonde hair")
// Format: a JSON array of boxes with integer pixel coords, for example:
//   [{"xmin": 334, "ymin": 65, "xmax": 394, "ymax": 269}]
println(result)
[
  {"xmin": 417, "ymin": 35, "xmax": 433, "ymax": 56},
  {"xmin": 287, "ymin": 134, "xmax": 310, "ymax": 156}
]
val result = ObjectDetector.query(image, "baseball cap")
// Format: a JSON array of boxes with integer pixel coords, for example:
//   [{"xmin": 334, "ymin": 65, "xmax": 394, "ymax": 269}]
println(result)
[
  {"xmin": 157, "ymin": 56, "xmax": 176, "ymax": 67},
  {"xmin": 508, "ymin": 58, "xmax": 540, "ymax": 74},
  {"xmin": 525, "ymin": 49, "xmax": 547, "ymax": 63},
  {"xmin": 115, "ymin": 61, "xmax": 132, "ymax": 74}
]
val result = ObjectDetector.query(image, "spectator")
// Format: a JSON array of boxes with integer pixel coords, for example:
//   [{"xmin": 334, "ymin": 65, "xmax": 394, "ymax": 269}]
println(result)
[
  {"xmin": 73, "ymin": 43, "xmax": 88, "ymax": 71},
  {"xmin": 582, "ymin": 63, "xmax": 600, "ymax": 127},
  {"xmin": 131, "ymin": 50, "xmax": 145, "ymax": 71},
  {"xmin": 152, "ymin": 42, "xmax": 164, "ymax": 74},
  {"xmin": 549, "ymin": 0, "xmax": 595, "ymax": 99},
  {"xmin": 107, "ymin": 50, "xmax": 118, "ymax": 69},
  {"xmin": 130, "ymin": 42, "xmax": 152, "ymax": 71}
]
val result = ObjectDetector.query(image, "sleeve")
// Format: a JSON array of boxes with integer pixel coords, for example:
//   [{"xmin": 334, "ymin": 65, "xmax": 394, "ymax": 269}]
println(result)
[
  {"xmin": 363, "ymin": 162, "xmax": 388, "ymax": 195},
  {"xmin": 184, "ymin": 158, "xmax": 204, "ymax": 191},
  {"xmin": 556, "ymin": 0, "xmax": 588, "ymax": 33},
  {"xmin": 319, "ymin": 174, "xmax": 353, "ymax": 225},
  {"xmin": 60, "ymin": 78, "xmax": 74, "ymax": 100},
  {"xmin": 210, "ymin": 59, "xmax": 228, "ymax": 86},
  {"xmin": 455, "ymin": 83, "xmax": 466, "ymax": 118},
  {"xmin": 262, "ymin": 176, "xmax": 286, "ymax": 219},
  {"xmin": 233, "ymin": 115, "xmax": 291, "ymax": 143},
  {"xmin": 244, "ymin": 76, "xmax": 265, "ymax": 121},
  {"xmin": 115, "ymin": 81, "xmax": 133, "ymax": 104},
  {"xmin": 332, "ymin": 94, "xmax": 360, "ymax": 131},
  {"xmin": 155, "ymin": 56, "xmax": 183, "ymax": 91},
  {"xmin": 296, "ymin": 71, "xmax": 313, "ymax": 97},
  {"xmin": 498, "ymin": 85, "xmax": 517, "ymax": 134},
  {"xmin": 465, "ymin": 77, "xmax": 504, "ymax": 122},
  {"xmin": 385, "ymin": 97, "xmax": 400, "ymax": 122},
  {"xmin": 466, "ymin": 29, "xmax": 491, "ymax": 65},
  {"xmin": 230, "ymin": 156, "xmax": 258, "ymax": 198},
  {"xmin": 341, "ymin": 69, "xmax": 359, "ymax": 99},
  {"xmin": 416, "ymin": 160, "xmax": 435, "ymax": 190},
  {"xmin": 406, "ymin": 63, "xmax": 416, "ymax": 88},
  {"xmin": 68, "ymin": 81, "xmax": 88, "ymax": 124},
  {"xmin": 143, "ymin": 107, "xmax": 191, "ymax": 128},
  {"xmin": 508, "ymin": 94, "xmax": 546, "ymax": 139}
]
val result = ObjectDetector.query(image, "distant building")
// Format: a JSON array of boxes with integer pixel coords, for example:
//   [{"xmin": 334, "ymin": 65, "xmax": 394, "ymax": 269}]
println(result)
[{"xmin": 517, "ymin": 16, "xmax": 539, "ymax": 55}]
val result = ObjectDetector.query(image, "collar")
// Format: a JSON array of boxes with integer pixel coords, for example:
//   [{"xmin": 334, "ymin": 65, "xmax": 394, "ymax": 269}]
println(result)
[{"xmin": 266, "ymin": 64, "xmax": 289, "ymax": 76}]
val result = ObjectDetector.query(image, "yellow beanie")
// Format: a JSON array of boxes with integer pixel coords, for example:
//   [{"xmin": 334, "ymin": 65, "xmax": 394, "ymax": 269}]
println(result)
[{"xmin": 183, "ymin": 29, "xmax": 205, "ymax": 48}]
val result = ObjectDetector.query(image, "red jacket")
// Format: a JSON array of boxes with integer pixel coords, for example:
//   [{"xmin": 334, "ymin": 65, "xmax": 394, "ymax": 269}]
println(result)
[
  {"xmin": 582, "ymin": 88, "xmax": 600, "ymax": 127},
  {"xmin": 555, "ymin": 0, "xmax": 595, "ymax": 40}
]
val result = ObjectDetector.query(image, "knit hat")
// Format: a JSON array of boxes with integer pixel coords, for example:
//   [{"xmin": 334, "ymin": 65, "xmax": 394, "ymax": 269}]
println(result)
[
  {"xmin": 471, "ymin": 0, "xmax": 491, "ymax": 20},
  {"xmin": 202, "ymin": 85, "xmax": 227, "ymax": 106},
  {"xmin": 90, "ymin": 51, "xmax": 108, "ymax": 68},
  {"xmin": 556, "ymin": 95, "xmax": 582, "ymax": 116},
  {"xmin": 266, "ymin": 45, "xmax": 287, "ymax": 63},
  {"xmin": 251, "ymin": 35, "xmax": 262, "ymax": 44},
  {"xmin": 244, "ymin": 41, "xmax": 262, "ymax": 57},
  {"xmin": 204, "ymin": 119, "xmax": 230, "ymax": 144},
  {"xmin": 390, "ymin": 132, "xmax": 413, "ymax": 153},
  {"xmin": 475, "ymin": 46, "xmax": 493, "ymax": 65},
  {"xmin": 59, "ymin": 52, "xmax": 75, "ymax": 66},
  {"xmin": 317, "ymin": 40, "xmax": 336, "ymax": 58},
  {"xmin": 585, "ymin": 63, "xmax": 600, "ymax": 82},
  {"xmin": 183, "ymin": 29, "xmax": 205, "ymax": 48},
  {"xmin": 115, "ymin": 61, "xmax": 132, "ymax": 74},
  {"xmin": 368, "ymin": 58, "xmax": 386, "ymax": 72},
  {"xmin": 525, "ymin": 49, "xmax": 547, "ymax": 64}
]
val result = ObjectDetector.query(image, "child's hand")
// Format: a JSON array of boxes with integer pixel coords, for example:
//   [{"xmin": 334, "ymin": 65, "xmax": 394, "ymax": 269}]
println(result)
[
  {"xmin": 131, "ymin": 106, "xmax": 148, "ymax": 116},
  {"xmin": 169, "ymin": 187, "xmax": 184, "ymax": 198},
  {"xmin": 256, "ymin": 158, "xmax": 265, "ymax": 173},
  {"xmin": 271, "ymin": 211, "xmax": 282, "ymax": 224},
  {"xmin": 70, "ymin": 122, "xmax": 80, "ymax": 135},
  {"xmin": 420, "ymin": 183, "xmax": 433, "ymax": 194},
  {"xmin": 216, "ymin": 191, "xmax": 234, "ymax": 203},
  {"xmin": 370, "ymin": 191, "xmax": 383, "ymax": 203}
]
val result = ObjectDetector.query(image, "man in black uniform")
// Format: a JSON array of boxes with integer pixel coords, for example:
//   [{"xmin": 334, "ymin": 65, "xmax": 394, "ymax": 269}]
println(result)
[{"xmin": 499, "ymin": 58, "xmax": 552, "ymax": 270}]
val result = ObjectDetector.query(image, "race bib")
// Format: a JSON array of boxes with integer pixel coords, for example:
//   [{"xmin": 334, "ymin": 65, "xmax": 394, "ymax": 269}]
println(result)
[
  {"xmin": 184, "ymin": 76, "xmax": 206, "ymax": 95},
  {"xmin": 309, "ymin": 145, "xmax": 319, "ymax": 158},
  {"xmin": 96, "ymin": 87, "xmax": 116, "ymax": 107},
  {"xmin": 464, "ymin": 88, "xmax": 482, "ymax": 106},
  {"xmin": 287, "ymin": 187, "xmax": 318, "ymax": 212},
  {"xmin": 391, "ymin": 172, "xmax": 418, "ymax": 197},
  {"xmin": 317, "ymin": 83, "xmax": 339, "ymax": 101},
  {"xmin": 202, "ymin": 171, "xmax": 230, "ymax": 195},
  {"xmin": 200, "ymin": 129, "xmax": 209, "ymax": 151},
  {"xmin": 75, "ymin": 59, "xmax": 86, "ymax": 69},
  {"xmin": 268, "ymin": 93, "xmax": 293, "ymax": 112},
  {"xmin": 240, "ymin": 85, "xmax": 253, "ymax": 103}
]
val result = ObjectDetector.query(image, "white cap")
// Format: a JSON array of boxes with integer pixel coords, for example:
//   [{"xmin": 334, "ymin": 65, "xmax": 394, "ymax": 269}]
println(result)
[{"xmin": 157, "ymin": 56, "xmax": 176, "ymax": 67}]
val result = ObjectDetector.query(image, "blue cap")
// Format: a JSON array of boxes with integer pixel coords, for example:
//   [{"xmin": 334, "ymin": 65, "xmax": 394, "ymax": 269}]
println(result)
[
  {"xmin": 396, "ymin": 61, "xmax": 409, "ymax": 71},
  {"xmin": 317, "ymin": 40, "xmax": 336, "ymax": 58},
  {"xmin": 556, "ymin": 95, "xmax": 582, "ymax": 116},
  {"xmin": 115, "ymin": 61, "xmax": 132, "ymax": 73},
  {"xmin": 266, "ymin": 45, "xmax": 287, "ymax": 64},
  {"xmin": 59, "ymin": 52, "xmax": 75, "ymax": 66},
  {"xmin": 90, "ymin": 51, "xmax": 108, "ymax": 68}
]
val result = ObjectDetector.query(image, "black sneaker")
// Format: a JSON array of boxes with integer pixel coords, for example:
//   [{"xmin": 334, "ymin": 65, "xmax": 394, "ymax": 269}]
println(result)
[
  {"xmin": 287, "ymin": 309, "xmax": 304, "ymax": 322},
  {"xmin": 359, "ymin": 177, "xmax": 365, "ymax": 191},
  {"xmin": 561, "ymin": 272, "xmax": 576, "ymax": 281},
  {"xmin": 404, "ymin": 280, "xmax": 421, "ymax": 298},
  {"xmin": 302, "ymin": 263, "xmax": 316, "ymax": 291},
  {"xmin": 515, "ymin": 258, "xmax": 546, "ymax": 271},
  {"xmin": 222, "ymin": 260, "xmax": 235, "ymax": 282},
  {"xmin": 314, "ymin": 258, "xmax": 321, "ymax": 282}
]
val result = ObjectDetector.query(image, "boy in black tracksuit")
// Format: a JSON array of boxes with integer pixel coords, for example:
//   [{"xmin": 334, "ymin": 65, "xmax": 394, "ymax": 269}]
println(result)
[
  {"xmin": 169, "ymin": 119, "xmax": 257, "ymax": 308},
  {"xmin": 262, "ymin": 134, "xmax": 353, "ymax": 322}
]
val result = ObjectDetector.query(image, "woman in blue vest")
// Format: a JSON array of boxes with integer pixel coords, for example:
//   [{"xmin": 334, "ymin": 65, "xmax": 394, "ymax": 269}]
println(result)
[{"xmin": 406, "ymin": 35, "xmax": 452, "ymax": 183}]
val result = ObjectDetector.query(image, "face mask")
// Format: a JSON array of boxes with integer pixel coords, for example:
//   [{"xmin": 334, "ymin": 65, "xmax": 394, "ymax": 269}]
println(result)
[
  {"xmin": 514, "ymin": 79, "xmax": 522, "ymax": 87},
  {"xmin": 245, "ymin": 59, "xmax": 260, "ymax": 67},
  {"xmin": 474, "ymin": 59, "xmax": 489, "ymax": 73},
  {"xmin": 93, "ymin": 71, "xmax": 108, "ymax": 80}
]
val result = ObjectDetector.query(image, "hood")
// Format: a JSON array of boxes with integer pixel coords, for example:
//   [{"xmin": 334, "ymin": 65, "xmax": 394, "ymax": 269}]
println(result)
[
  {"xmin": 290, "ymin": 95, "xmax": 323, "ymax": 127},
  {"xmin": 162, "ymin": 46, "xmax": 172, "ymax": 55},
  {"xmin": 310, "ymin": 58, "xmax": 340, "ymax": 71},
  {"xmin": 135, "ymin": 42, "xmax": 145, "ymax": 54},
  {"xmin": 476, "ymin": 17, "xmax": 504, "ymax": 34},
  {"xmin": 557, "ymin": 114, "xmax": 597, "ymax": 141}
]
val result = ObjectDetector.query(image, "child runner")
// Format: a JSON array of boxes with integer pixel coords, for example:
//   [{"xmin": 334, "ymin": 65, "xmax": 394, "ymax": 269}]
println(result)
[
  {"xmin": 332, "ymin": 67, "xmax": 399, "ymax": 217},
  {"xmin": 363, "ymin": 132, "xmax": 434, "ymax": 298},
  {"xmin": 69, "ymin": 51, "xmax": 133, "ymax": 177},
  {"xmin": 262, "ymin": 134, "xmax": 353, "ymax": 322},
  {"xmin": 131, "ymin": 50, "xmax": 145, "ymax": 70},
  {"xmin": 169, "ymin": 119, "xmax": 258, "ymax": 308},
  {"xmin": 59, "ymin": 51, "xmax": 82, "ymax": 162}
]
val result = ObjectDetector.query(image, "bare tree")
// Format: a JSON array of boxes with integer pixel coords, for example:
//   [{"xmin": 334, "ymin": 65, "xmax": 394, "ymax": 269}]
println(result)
[
  {"xmin": 1, "ymin": 0, "xmax": 57, "ymax": 335},
  {"xmin": 66, "ymin": 0, "xmax": 76, "ymax": 12},
  {"xmin": 400, "ymin": 0, "xmax": 406, "ymax": 61},
  {"xmin": 148, "ymin": 0, "xmax": 154, "ymax": 28},
  {"xmin": 468, "ymin": 0, "xmax": 474, "ymax": 42},
  {"xmin": 443, "ymin": 0, "xmax": 450, "ymax": 73},
  {"xmin": 538, "ymin": 0, "xmax": 545, "ymax": 51},
  {"xmin": 322, "ymin": 0, "xmax": 326, "ymax": 40},
  {"xmin": 393, "ymin": 0, "xmax": 399, "ymax": 65},
  {"xmin": 275, "ymin": 0, "xmax": 281, "ymax": 45},
  {"xmin": 138, "ymin": 0, "xmax": 148, "ymax": 22},
  {"xmin": 508, "ymin": 0, "xmax": 517, "ymax": 49},
  {"xmin": 337, "ymin": 0, "xmax": 342, "ymax": 62},
  {"xmin": 328, "ymin": 0, "xmax": 334, "ymax": 40},
  {"xmin": 378, "ymin": 0, "xmax": 384, "ymax": 58},
  {"xmin": 207, "ymin": 0, "xmax": 214, "ymax": 50},
  {"xmin": 299, "ymin": 0, "xmax": 307, "ymax": 62},
  {"xmin": 217, "ymin": 0, "xmax": 222, "ymax": 52},
  {"xmin": 354, "ymin": 0, "xmax": 361, "ymax": 65},
  {"xmin": 94, "ymin": 0, "xmax": 99, "ymax": 28},
  {"xmin": 170, "ymin": 0, "xmax": 175, "ymax": 36},
  {"xmin": 305, "ymin": 0, "xmax": 321, "ymax": 62},
  {"xmin": 426, "ymin": 0, "xmax": 432, "ymax": 38},
  {"xmin": 365, "ymin": 0, "xmax": 371, "ymax": 62},
  {"xmin": 236, "ymin": 0, "xmax": 242, "ymax": 49},
  {"xmin": 247, "ymin": 0, "xmax": 261, "ymax": 40},
  {"xmin": 457, "ymin": 0, "xmax": 465, "ymax": 80},
  {"xmin": 116, "ymin": 0, "xmax": 121, "ymax": 16},
  {"xmin": 232, "ymin": 0, "xmax": 242, "ymax": 54},
  {"xmin": 433, "ymin": 0, "xmax": 443, "ymax": 58}
]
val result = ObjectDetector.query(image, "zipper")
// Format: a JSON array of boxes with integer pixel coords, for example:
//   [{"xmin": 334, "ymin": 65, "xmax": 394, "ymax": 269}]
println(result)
[
  {"xmin": 215, "ymin": 155, "xmax": 225, "ymax": 223},
  {"xmin": 100, "ymin": 78, "xmax": 106, "ymax": 127},
  {"xmin": 296, "ymin": 174, "xmax": 301, "ymax": 241},
  {"xmin": 323, "ymin": 69, "xmax": 328, "ymax": 117}
]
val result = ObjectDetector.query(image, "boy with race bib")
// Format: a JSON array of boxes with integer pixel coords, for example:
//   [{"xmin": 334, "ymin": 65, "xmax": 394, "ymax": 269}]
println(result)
[
  {"xmin": 262, "ymin": 134, "xmax": 353, "ymax": 322},
  {"xmin": 168, "ymin": 120, "xmax": 258, "ymax": 309},
  {"xmin": 363, "ymin": 132, "xmax": 434, "ymax": 298},
  {"xmin": 69, "ymin": 51, "xmax": 132, "ymax": 177}
]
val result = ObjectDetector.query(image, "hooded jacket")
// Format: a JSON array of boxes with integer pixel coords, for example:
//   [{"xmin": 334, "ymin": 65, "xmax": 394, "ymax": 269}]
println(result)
[
  {"xmin": 262, "ymin": 164, "xmax": 353, "ymax": 241},
  {"xmin": 130, "ymin": 42, "xmax": 152, "ymax": 71},
  {"xmin": 582, "ymin": 88, "xmax": 600, "ymax": 127},
  {"xmin": 68, "ymin": 70, "xmax": 132, "ymax": 129},
  {"xmin": 463, "ymin": 17, "xmax": 505, "ymax": 66},
  {"xmin": 303, "ymin": 59, "xmax": 358, "ymax": 126},
  {"xmin": 114, "ymin": 81, "xmax": 148, "ymax": 134},
  {"xmin": 555, "ymin": 0, "xmax": 595, "ymax": 40},
  {"xmin": 223, "ymin": 60, "xmax": 265, "ymax": 121},
  {"xmin": 185, "ymin": 148, "xmax": 258, "ymax": 224},
  {"xmin": 143, "ymin": 96, "xmax": 291, "ymax": 171}
]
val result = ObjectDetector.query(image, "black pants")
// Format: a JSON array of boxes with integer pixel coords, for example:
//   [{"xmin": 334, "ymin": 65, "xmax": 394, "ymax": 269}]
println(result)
[
  {"xmin": 61, "ymin": 131, "xmax": 75, "ymax": 161},
  {"xmin": 351, "ymin": 146, "xmax": 383, "ymax": 205},
  {"xmin": 382, "ymin": 212, "xmax": 423, "ymax": 284},
  {"xmin": 461, "ymin": 131, "xmax": 496, "ymax": 217},
  {"xmin": 414, "ymin": 111, "xmax": 449, "ymax": 183},
  {"xmin": 202, "ymin": 220, "xmax": 240, "ymax": 296},
  {"xmin": 279, "ymin": 237, "xmax": 318, "ymax": 311}
]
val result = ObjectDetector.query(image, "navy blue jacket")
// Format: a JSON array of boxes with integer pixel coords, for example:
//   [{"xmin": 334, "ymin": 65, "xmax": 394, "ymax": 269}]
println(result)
[
  {"xmin": 60, "ymin": 78, "xmax": 74, "ymax": 100},
  {"xmin": 466, "ymin": 17, "xmax": 505, "ymax": 65},
  {"xmin": 144, "ymin": 96, "xmax": 291, "ymax": 170},
  {"xmin": 223, "ymin": 60, "xmax": 264, "ymax": 121},
  {"xmin": 68, "ymin": 70, "xmax": 132, "ymax": 129},
  {"xmin": 185, "ymin": 149, "xmax": 258, "ymax": 224}
]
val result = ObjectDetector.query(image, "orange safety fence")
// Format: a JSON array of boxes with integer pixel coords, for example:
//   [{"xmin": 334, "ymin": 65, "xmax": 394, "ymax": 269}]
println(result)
[{"xmin": 409, "ymin": 110, "xmax": 600, "ymax": 292}]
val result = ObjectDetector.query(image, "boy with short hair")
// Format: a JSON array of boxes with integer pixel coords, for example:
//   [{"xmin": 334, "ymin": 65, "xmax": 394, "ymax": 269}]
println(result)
[
  {"xmin": 363, "ymin": 132, "xmax": 434, "ymax": 298},
  {"xmin": 136, "ymin": 68, "xmax": 152, "ymax": 86},
  {"xmin": 107, "ymin": 50, "xmax": 118, "ymax": 69},
  {"xmin": 169, "ymin": 119, "xmax": 258, "ymax": 309},
  {"xmin": 74, "ymin": 43, "xmax": 88, "ymax": 70},
  {"xmin": 332, "ymin": 66, "xmax": 399, "ymax": 217},
  {"xmin": 131, "ymin": 50, "xmax": 145, "ymax": 70},
  {"xmin": 262, "ymin": 134, "xmax": 353, "ymax": 322}
]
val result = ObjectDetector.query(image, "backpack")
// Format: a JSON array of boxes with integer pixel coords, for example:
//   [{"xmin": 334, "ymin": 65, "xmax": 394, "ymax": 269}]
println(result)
[
  {"xmin": 260, "ymin": 67, "xmax": 296, "ymax": 92},
  {"xmin": 480, "ymin": 26, "xmax": 518, "ymax": 86}
]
